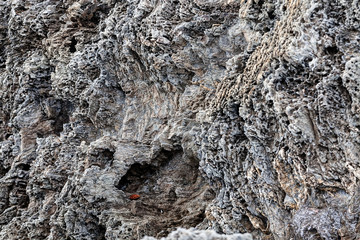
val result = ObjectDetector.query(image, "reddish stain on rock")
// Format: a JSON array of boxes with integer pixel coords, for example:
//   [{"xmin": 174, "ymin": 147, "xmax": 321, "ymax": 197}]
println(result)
[{"xmin": 129, "ymin": 194, "xmax": 140, "ymax": 200}]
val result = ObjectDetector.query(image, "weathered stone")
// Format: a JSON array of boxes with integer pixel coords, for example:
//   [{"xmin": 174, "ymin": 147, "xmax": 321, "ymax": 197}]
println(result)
[
  {"xmin": 0, "ymin": 0, "xmax": 359, "ymax": 239},
  {"xmin": 142, "ymin": 228, "xmax": 253, "ymax": 240}
]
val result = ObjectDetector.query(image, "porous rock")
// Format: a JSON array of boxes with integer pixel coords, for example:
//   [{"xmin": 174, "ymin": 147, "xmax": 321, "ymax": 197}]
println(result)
[
  {"xmin": 0, "ymin": 0, "xmax": 359, "ymax": 239},
  {"xmin": 142, "ymin": 228, "xmax": 253, "ymax": 240}
]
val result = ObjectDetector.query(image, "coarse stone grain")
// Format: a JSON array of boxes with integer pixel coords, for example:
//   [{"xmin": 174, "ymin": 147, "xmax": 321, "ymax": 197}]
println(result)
[{"xmin": 0, "ymin": 0, "xmax": 359, "ymax": 239}]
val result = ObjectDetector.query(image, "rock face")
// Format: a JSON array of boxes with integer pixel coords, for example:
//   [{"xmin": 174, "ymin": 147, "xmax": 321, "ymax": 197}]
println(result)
[
  {"xmin": 0, "ymin": 0, "xmax": 359, "ymax": 239},
  {"xmin": 142, "ymin": 228, "xmax": 253, "ymax": 240}
]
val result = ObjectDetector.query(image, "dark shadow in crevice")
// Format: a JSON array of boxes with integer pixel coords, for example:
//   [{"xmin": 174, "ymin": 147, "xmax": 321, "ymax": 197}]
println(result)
[
  {"xmin": 128, "ymin": 48, "xmax": 146, "ymax": 72},
  {"xmin": 88, "ymin": 148, "xmax": 115, "ymax": 169},
  {"xmin": 97, "ymin": 224, "xmax": 107, "ymax": 240},
  {"xmin": 69, "ymin": 37, "xmax": 77, "ymax": 53},
  {"xmin": 324, "ymin": 46, "xmax": 339, "ymax": 56},
  {"xmin": 268, "ymin": 10, "xmax": 276, "ymax": 20},
  {"xmin": 102, "ymin": 149, "xmax": 114, "ymax": 162},
  {"xmin": 115, "ymin": 149, "xmax": 182, "ymax": 192},
  {"xmin": 308, "ymin": 228, "xmax": 324, "ymax": 240},
  {"xmin": 53, "ymin": 100, "xmax": 73, "ymax": 136},
  {"xmin": 0, "ymin": 166, "xmax": 10, "ymax": 178},
  {"xmin": 114, "ymin": 147, "xmax": 213, "ymax": 239},
  {"xmin": 115, "ymin": 162, "xmax": 157, "ymax": 192},
  {"xmin": 90, "ymin": 13, "xmax": 101, "ymax": 25},
  {"xmin": 16, "ymin": 163, "xmax": 30, "ymax": 171},
  {"xmin": 19, "ymin": 194, "xmax": 29, "ymax": 208},
  {"xmin": 0, "ymin": 46, "xmax": 6, "ymax": 68}
]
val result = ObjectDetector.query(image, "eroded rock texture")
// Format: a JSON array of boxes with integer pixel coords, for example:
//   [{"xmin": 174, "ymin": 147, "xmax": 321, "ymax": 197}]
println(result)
[
  {"xmin": 0, "ymin": 0, "xmax": 359, "ymax": 239},
  {"xmin": 142, "ymin": 228, "xmax": 253, "ymax": 240}
]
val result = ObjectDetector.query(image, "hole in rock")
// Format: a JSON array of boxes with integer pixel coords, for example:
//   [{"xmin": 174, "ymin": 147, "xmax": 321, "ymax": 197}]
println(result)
[
  {"xmin": 69, "ymin": 37, "xmax": 77, "ymax": 53},
  {"xmin": 97, "ymin": 149, "xmax": 114, "ymax": 168},
  {"xmin": 19, "ymin": 194, "xmax": 29, "ymax": 208},
  {"xmin": 15, "ymin": 6, "xmax": 27, "ymax": 12},
  {"xmin": 240, "ymin": 215, "xmax": 255, "ymax": 232},
  {"xmin": 115, "ymin": 148, "xmax": 213, "ymax": 238},
  {"xmin": 37, "ymin": 132, "xmax": 44, "ymax": 138},
  {"xmin": 268, "ymin": 10, "xmax": 275, "ymax": 20},
  {"xmin": 91, "ymin": 149, "xmax": 115, "ymax": 168},
  {"xmin": 257, "ymin": 0, "xmax": 265, "ymax": 7},
  {"xmin": 97, "ymin": 224, "xmax": 106, "ymax": 240},
  {"xmin": 90, "ymin": 13, "xmax": 101, "ymax": 25},
  {"xmin": 325, "ymin": 46, "xmax": 339, "ymax": 55},
  {"xmin": 102, "ymin": 149, "xmax": 114, "ymax": 161},
  {"xmin": 53, "ymin": 100, "xmax": 73, "ymax": 136},
  {"xmin": 16, "ymin": 163, "xmax": 31, "ymax": 171},
  {"xmin": 0, "ymin": 166, "xmax": 10, "ymax": 178},
  {"xmin": 115, "ymin": 162, "xmax": 156, "ymax": 192},
  {"xmin": 308, "ymin": 228, "xmax": 322, "ymax": 239}
]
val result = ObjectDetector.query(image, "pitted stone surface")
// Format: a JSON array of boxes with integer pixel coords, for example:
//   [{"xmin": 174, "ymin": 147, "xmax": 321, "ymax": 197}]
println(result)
[{"xmin": 0, "ymin": 0, "xmax": 359, "ymax": 239}]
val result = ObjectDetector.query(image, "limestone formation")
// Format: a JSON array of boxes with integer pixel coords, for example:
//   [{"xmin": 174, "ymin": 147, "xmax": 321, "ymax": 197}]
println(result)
[
  {"xmin": 0, "ymin": 0, "xmax": 359, "ymax": 239},
  {"xmin": 142, "ymin": 228, "xmax": 253, "ymax": 240}
]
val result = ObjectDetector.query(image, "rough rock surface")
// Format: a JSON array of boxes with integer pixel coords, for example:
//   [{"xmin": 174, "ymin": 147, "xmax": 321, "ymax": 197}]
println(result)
[
  {"xmin": 142, "ymin": 228, "xmax": 253, "ymax": 240},
  {"xmin": 0, "ymin": 0, "xmax": 359, "ymax": 239}
]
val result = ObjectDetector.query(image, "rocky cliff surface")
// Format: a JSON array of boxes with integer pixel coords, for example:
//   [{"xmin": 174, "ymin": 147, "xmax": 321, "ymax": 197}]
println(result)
[{"xmin": 0, "ymin": 0, "xmax": 359, "ymax": 239}]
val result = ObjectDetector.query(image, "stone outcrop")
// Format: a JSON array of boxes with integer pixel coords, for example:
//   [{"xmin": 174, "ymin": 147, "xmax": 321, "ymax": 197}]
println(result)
[
  {"xmin": 0, "ymin": 0, "xmax": 359, "ymax": 239},
  {"xmin": 142, "ymin": 228, "xmax": 253, "ymax": 240}
]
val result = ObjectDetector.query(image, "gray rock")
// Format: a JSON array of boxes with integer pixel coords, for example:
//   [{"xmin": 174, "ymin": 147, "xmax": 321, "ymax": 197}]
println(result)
[
  {"xmin": 142, "ymin": 228, "xmax": 253, "ymax": 240},
  {"xmin": 0, "ymin": 0, "xmax": 359, "ymax": 239}
]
